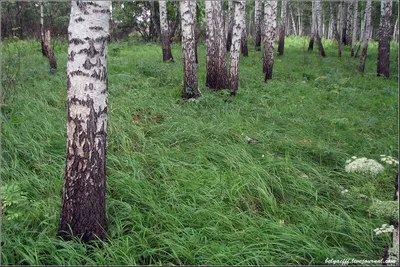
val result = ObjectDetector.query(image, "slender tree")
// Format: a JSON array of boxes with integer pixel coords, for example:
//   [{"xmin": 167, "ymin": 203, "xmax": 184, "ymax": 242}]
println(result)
[
  {"xmin": 315, "ymin": 0, "xmax": 326, "ymax": 57},
  {"xmin": 359, "ymin": 0, "xmax": 372, "ymax": 73},
  {"xmin": 341, "ymin": 1, "xmax": 348, "ymax": 45},
  {"xmin": 351, "ymin": 0, "xmax": 359, "ymax": 56},
  {"xmin": 355, "ymin": 8, "xmax": 367, "ymax": 57},
  {"xmin": 330, "ymin": 1, "xmax": 342, "ymax": 58},
  {"xmin": 290, "ymin": 3, "xmax": 297, "ymax": 36},
  {"xmin": 229, "ymin": 0, "xmax": 245, "ymax": 95},
  {"xmin": 180, "ymin": 0, "xmax": 199, "ymax": 99},
  {"xmin": 393, "ymin": 17, "xmax": 398, "ymax": 42},
  {"xmin": 254, "ymin": 0, "xmax": 262, "ymax": 49},
  {"xmin": 40, "ymin": 0, "xmax": 46, "ymax": 56},
  {"xmin": 159, "ymin": 1, "xmax": 173, "ymax": 62},
  {"xmin": 241, "ymin": 2, "xmax": 248, "ymax": 57},
  {"xmin": 278, "ymin": 0, "xmax": 287, "ymax": 56},
  {"xmin": 44, "ymin": 30, "xmax": 57, "ymax": 70},
  {"xmin": 226, "ymin": 0, "xmax": 234, "ymax": 51},
  {"xmin": 215, "ymin": 1, "xmax": 228, "ymax": 89},
  {"xmin": 308, "ymin": 1, "xmax": 315, "ymax": 51},
  {"xmin": 377, "ymin": 0, "xmax": 393, "ymax": 77},
  {"xmin": 263, "ymin": 0, "xmax": 277, "ymax": 81},
  {"xmin": 345, "ymin": 1, "xmax": 354, "ymax": 45},
  {"xmin": 57, "ymin": 0, "xmax": 111, "ymax": 242}
]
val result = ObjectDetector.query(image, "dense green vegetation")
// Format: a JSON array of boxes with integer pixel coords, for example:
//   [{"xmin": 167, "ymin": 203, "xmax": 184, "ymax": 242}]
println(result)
[{"xmin": 1, "ymin": 37, "xmax": 398, "ymax": 265}]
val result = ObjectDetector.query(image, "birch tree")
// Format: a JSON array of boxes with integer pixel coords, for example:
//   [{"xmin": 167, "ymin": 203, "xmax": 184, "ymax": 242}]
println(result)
[
  {"xmin": 308, "ymin": 1, "xmax": 315, "ymax": 51},
  {"xmin": 180, "ymin": 0, "xmax": 199, "ymax": 99},
  {"xmin": 159, "ymin": 1, "xmax": 173, "ymax": 62},
  {"xmin": 377, "ymin": 0, "xmax": 393, "ymax": 77},
  {"xmin": 351, "ymin": 0, "xmax": 359, "ymax": 56},
  {"xmin": 359, "ymin": 0, "xmax": 372, "ymax": 73},
  {"xmin": 254, "ymin": 0, "xmax": 262, "ymax": 49},
  {"xmin": 330, "ymin": 1, "xmax": 342, "ymax": 57},
  {"xmin": 226, "ymin": 0, "xmax": 234, "ymax": 51},
  {"xmin": 57, "ymin": 0, "xmax": 111, "ymax": 242},
  {"xmin": 206, "ymin": 1, "xmax": 227, "ymax": 89},
  {"xmin": 241, "ymin": 3, "xmax": 248, "ymax": 57},
  {"xmin": 315, "ymin": 0, "xmax": 326, "ymax": 57},
  {"xmin": 346, "ymin": 1, "xmax": 354, "ymax": 45},
  {"xmin": 229, "ymin": 0, "xmax": 245, "ymax": 95},
  {"xmin": 355, "ymin": 8, "xmax": 367, "ymax": 57},
  {"xmin": 40, "ymin": 0, "xmax": 45, "ymax": 56},
  {"xmin": 278, "ymin": 0, "xmax": 287, "ymax": 56},
  {"xmin": 263, "ymin": 0, "xmax": 277, "ymax": 81}
]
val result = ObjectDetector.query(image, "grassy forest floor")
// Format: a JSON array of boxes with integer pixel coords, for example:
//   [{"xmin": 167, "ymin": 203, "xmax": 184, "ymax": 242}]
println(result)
[{"xmin": 1, "ymin": 36, "xmax": 399, "ymax": 265}]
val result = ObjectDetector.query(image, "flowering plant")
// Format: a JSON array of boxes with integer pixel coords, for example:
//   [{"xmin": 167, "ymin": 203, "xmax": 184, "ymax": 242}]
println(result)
[{"xmin": 345, "ymin": 156, "xmax": 384, "ymax": 176}]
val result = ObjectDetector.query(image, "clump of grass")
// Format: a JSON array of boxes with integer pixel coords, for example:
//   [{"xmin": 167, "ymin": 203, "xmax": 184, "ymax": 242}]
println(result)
[{"xmin": 1, "ymin": 37, "xmax": 398, "ymax": 265}]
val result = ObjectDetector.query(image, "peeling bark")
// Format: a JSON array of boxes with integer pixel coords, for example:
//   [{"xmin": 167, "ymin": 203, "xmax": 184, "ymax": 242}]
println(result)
[
  {"xmin": 377, "ymin": 0, "xmax": 393, "ymax": 77},
  {"xmin": 180, "ymin": 0, "xmax": 199, "ymax": 99},
  {"xmin": 57, "ymin": 0, "xmax": 111, "ymax": 243}
]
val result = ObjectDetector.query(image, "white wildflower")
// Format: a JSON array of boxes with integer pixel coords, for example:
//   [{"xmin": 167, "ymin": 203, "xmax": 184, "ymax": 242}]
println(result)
[
  {"xmin": 352, "ymin": 156, "xmax": 357, "ymax": 159},
  {"xmin": 380, "ymin": 155, "xmax": 399, "ymax": 166},
  {"xmin": 345, "ymin": 157, "xmax": 384, "ymax": 176},
  {"xmin": 341, "ymin": 189, "xmax": 349, "ymax": 194},
  {"xmin": 374, "ymin": 224, "xmax": 394, "ymax": 236}
]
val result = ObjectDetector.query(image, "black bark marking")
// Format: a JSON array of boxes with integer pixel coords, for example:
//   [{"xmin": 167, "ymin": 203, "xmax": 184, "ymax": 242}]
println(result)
[
  {"xmin": 89, "ymin": 26, "xmax": 104, "ymax": 31},
  {"xmin": 83, "ymin": 58, "xmax": 101, "ymax": 70},
  {"xmin": 68, "ymin": 51, "xmax": 76, "ymax": 61},
  {"xmin": 71, "ymin": 70, "xmax": 89, "ymax": 77},
  {"xmin": 75, "ymin": 17, "xmax": 85, "ymax": 23},
  {"xmin": 92, "ymin": 9, "xmax": 110, "ymax": 14},
  {"xmin": 69, "ymin": 38, "xmax": 85, "ymax": 45}
]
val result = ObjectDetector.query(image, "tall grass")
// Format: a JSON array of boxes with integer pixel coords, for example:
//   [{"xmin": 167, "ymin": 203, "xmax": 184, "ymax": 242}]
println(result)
[{"xmin": 1, "ymin": 36, "xmax": 398, "ymax": 265}]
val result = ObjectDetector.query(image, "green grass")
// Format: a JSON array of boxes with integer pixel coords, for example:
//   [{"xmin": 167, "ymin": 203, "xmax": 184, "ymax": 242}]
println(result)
[{"xmin": 1, "ymin": 36, "xmax": 398, "ymax": 265}]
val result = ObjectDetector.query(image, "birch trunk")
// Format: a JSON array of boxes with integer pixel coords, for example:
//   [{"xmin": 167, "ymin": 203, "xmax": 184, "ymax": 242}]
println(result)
[
  {"xmin": 297, "ymin": 1, "xmax": 302, "ymax": 36},
  {"xmin": 44, "ymin": 30, "xmax": 57, "ymax": 70},
  {"xmin": 263, "ymin": 0, "xmax": 277, "ymax": 81},
  {"xmin": 290, "ymin": 4, "xmax": 297, "ymax": 36},
  {"xmin": 346, "ymin": 1, "xmax": 354, "ymax": 45},
  {"xmin": 278, "ymin": 0, "xmax": 287, "ymax": 56},
  {"xmin": 159, "ymin": 1, "xmax": 173, "ymax": 62},
  {"xmin": 341, "ymin": 1, "xmax": 348, "ymax": 45},
  {"xmin": 205, "ymin": 1, "xmax": 215, "ymax": 88},
  {"xmin": 57, "ymin": 0, "xmax": 110, "ymax": 242},
  {"xmin": 359, "ymin": 0, "xmax": 372, "ymax": 73},
  {"xmin": 330, "ymin": 2, "xmax": 342, "ymax": 57},
  {"xmin": 241, "ymin": 3, "xmax": 248, "ymax": 57},
  {"xmin": 180, "ymin": 0, "xmax": 199, "ymax": 99},
  {"xmin": 355, "ymin": 8, "xmax": 366, "ymax": 57},
  {"xmin": 254, "ymin": 0, "xmax": 262, "ymax": 49},
  {"xmin": 226, "ymin": 0, "xmax": 234, "ymax": 51},
  {"xmin": 228, "ymin": 0, "xmax": 245, "ymax": 94},
  {"xmin": 377, "ymin": 0, "xmax": 393, "ymax": 77},
  {"xmin": 393, "ymin": 17, "xmax": 398, "ymax": 42},
  {"xmin": 315, "ymin": 0, "xmax": 326, "ymax": 57},
  {"xmin": 40, "ymin": 1, "xmax": 46, "ymax": 56},
  {"xmin": 308, "ymin": 1, "xmax": 315, "ymax": 51},
  {"xmin": 351, "ymin": 0, "xmax": 359, "ymax": 56}
]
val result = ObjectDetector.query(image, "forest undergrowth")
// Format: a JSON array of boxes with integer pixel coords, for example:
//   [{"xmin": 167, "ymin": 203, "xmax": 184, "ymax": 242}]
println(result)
[{"xmin": 1, "ymin": 36, "xmax": 398, "ymax": 265}]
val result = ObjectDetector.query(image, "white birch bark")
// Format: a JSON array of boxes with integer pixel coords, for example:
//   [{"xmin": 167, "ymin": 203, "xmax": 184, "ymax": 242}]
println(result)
[
  {"xmin": 159, "ymin": 0, "xmax": 173, "ymax": 62},
  {"xmin": 393, "ymin": 17, "xmax": 398, "ymax": 42},
  {"xmin": 359, "ymin": 0, "xmax": 372, "ymax": 73},
  {"xmin": 40, "ymin": 0, "xmax": 45, "ymax": 56},
  {"xmin": 180, "ymin": 0, "xmax": 198, "ymax": 99},
  {"xmin": 351, "ymin": 0, "xmax": 359, "ymax": 56},
  {"xmin": 377, "ymin": 0, "xmax": 393, "ymax": 77},
  {"xmin": 263, "ymin": 0, "xmax": 277, "ymax": 81},
  {"xmin": 58, "ymin": 0, "xmax": 111, "ymax": 242},
  {"xmin": 278, "ymin": 0, "xmax": 287, "ymax": 55},
  {"xmin": 254, "ymin": 0, "xmax": 262, "ymax": 48},
  {"xmin": 228, "ymin": 0, "xmax": 245, "ymax": 94}
]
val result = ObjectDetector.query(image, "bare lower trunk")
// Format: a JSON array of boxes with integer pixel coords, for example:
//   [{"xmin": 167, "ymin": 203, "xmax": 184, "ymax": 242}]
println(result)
[
  {"xmin": 180, "ymin": 0, "xmax": 199, "ymax": 99},
  {"xmin": 159, "ymin": 1, "xmax": 173, "ymax": 62},
  {"xmin": 40, "ymin": 1, "xmax": 46, "ymax": 56},
  {"xmin": 359, "ymin": 0, "xmax": 372, "ymax": 73},
  {"xmin": 263, "ymin": 0, "xmax": 277, "ymax": 81},
  {"xmin": 278, "ymin": 0, "xmax": 287, "ymax": 56},
  {"xmin": 355, "ymin": 9, "xmax": 366, "ymax": 57},
  {"xmin": 290, "ymin": 4, "xmax": 297, "ymax": 36},
  {"xmin": 241, "ymin": 3, "xmax": 248, "ymax": 57},
  {"xmin": 308, "ymin": 1, "xmax": 315, "ymax": 51},
  {"xmin": 226, "ymin": 0, "xmax": 234, "ymax": 52},
  {"xmin": 44, "ymin": 30, "xmax": 57, "ymax": 70},
  {"xmin": 330, "ymin": 2, "xmax": 342, "ymax": 58},
  {"xmin": 377, "ymin": 0, "xmax": 393, "ymax": 78},
  {"xmin": 229, "ymin": 1, "xmax": 245, "ymax": 94},
  {"xmin": 254, "ymin": 0, "xmax": 262, "ymax": 49},
  {"xmin": 315, "ymin": 0, "xmax": 326, "ymax": 57},
  {"xmin": 57, "ymin": 0, "xmax": 110, "ymax": 243},
  {"xmin": 351, "ymin": 0, "xmax": 359, "ymax": 56}
]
